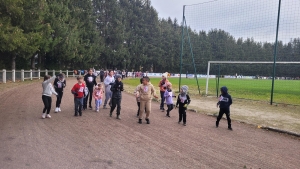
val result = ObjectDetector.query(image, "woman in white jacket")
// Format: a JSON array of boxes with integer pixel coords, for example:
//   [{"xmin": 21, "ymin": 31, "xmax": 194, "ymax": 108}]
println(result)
[{"xmin": 42, "ymin": 75, "xmax": 58, "ymax": 119}]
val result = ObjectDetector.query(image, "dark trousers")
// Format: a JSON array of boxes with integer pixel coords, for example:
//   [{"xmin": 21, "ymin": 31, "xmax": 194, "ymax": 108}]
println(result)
[
  {"xmin": 160, "ymin": 91, "xmax": 165, "ymax": 109},
  {"xmin": 137, "ymin": 102, "xmax": 140, "ymax": 115},
  {"xmin": 100, "ymin": 75, "xmax": 104, "ymax": 82},
  {"xmin": 178, "ymin": 107, "xmax": 187, "ymax": 123},
  {"xmin": 166, "ymin": 104, "xmax": 174, "ymax": 115},
  {"xmin": 42, "ymin": 95, "xmax": 52, "ymax": 114},
  {"xmin": 74, "ymin": 97, "xmax": 84, "ymax": 116},
  {"xmin": 55, "ymin": 90, "xmax": 63, "ymax": 107},
  {"xmin": 216, "ymin": 108, "xmax": 231, "ymax": 127},
  {"xmin": 110, "ymin": 98, "xmax": 121, "ymax": 115},
  {"xmin": 84, "ymin": 86, "xmax": 93, "ymax": 107}
]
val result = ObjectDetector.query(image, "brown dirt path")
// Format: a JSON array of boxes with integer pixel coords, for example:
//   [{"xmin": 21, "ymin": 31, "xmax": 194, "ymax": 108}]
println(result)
[{"xmin": 0, "ymin": 78, "xmax": 299, "ymax": 169}]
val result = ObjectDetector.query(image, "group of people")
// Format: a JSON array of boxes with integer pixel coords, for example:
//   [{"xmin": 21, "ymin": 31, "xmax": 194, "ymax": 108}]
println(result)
[{"xmin": 41, "ymin": 69, "xmax": 233, "ymax": 129}]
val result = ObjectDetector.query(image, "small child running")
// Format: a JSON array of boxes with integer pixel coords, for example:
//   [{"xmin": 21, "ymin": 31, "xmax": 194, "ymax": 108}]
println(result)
[
  {"xmin": 71, "ymin": 76, "xmax": 85, "ymax": 116},
  {"xmin": 216, "ymin": 86, "xmax": 233, "ymax": 130},
  {"xmin": 93, "ymin": 83, "xmax": 104, "ymax": 112},
  {"xmin": 176, "ymin": 85, "xmax": 191, "ymax": 126},
  {"xmin": 164, "ymin": 82, "xmax": 176, "ymax": 117},
  {"xmin": 42, "ymin": 75, "xmax": 58, "ymax": 119}
]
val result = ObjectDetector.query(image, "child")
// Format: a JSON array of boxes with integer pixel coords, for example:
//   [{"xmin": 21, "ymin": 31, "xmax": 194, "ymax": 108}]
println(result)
[
  {"xmin": 164, "ymin": 82, "xmax": 176, "ymax": 117},
  {"xmin": 53, "ymin": 73, "xmax": 66, "ymax": 113},
  {"xmin": 109, "ymin": 74, "xmax": 124, "ymax": 119},
  {"xmin": 71, "ymin": 76, "xmax": 85, "ymax": 116},
  {"xmin": 158, "ymin": 73, "xmax": 169, "ymax": 111},
  {"xmin": 84, "ymin": 69, "xmax": 97, "ymax": 109},
  {"xmin": 216, "ymin": 86, "xmax": 233, "ymax": 130},
  {"xmin": 136, "ymin": 76, "xmax": 158, "ymax": 124},
  {"xmin": 176, "ymin": 85, "xmax": 191, "ymax": 126},
  {"xmin": 134, "ymin": 77, "xmax": 143, "ymax": 117},
  {"xmin": 42, "ymin": 75, "xmax": 58, "ymax": 119},
  {"xmin": 93, "ymin": 83, "xmax": 104, "ymax": 112}
]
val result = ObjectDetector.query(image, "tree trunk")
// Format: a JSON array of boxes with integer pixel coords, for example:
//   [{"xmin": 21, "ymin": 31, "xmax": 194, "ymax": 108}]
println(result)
[
  {"xmin": 38, "ymin": 53, "xmax": 42, "ymax": 69},
  {"xmin": 31, "ymin": 54, "xmax": 36, "ymax": 69},
  {"xmin": 11, "ymin": 54, "xmax": 16, "ymax": 70}
]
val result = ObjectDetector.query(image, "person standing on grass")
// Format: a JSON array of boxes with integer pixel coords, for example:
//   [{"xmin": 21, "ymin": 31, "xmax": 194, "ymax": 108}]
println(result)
[
  {"xmin": 164, "ymin": 82, "xmax": 176, "ymax": 117},
  {"xmin": 42, "ymin": 75, "xmax": 58, "ymax": 119},
  {"xmin": 103, "ymin": 70, "xmax": 115, "ymax": 109},
  {"xmin": 71, "ymin": 76, "xmax": 85, "ymax": 116},
  {"xmin": 216, "ymin": 86, "xmax": 233, "ymax": 130},
  {"xmin": 84, "ymin": 69, "xmax": 97, "ymax": 110},
  {"xmin": 109, "ymin": 74, "xmax": 124, "ymax": 119},
  {"xmin": 137, "ymin": 76, "xmax": 158, "ymax": 124},
  {"xmin": 53, "ymin": 73, "xmax": 66, "ymax": 113},
  {"xmin": 158, "ymin": 72, "xmax": 169, "ymax": 112},
  {"xmin": 93, "ymin": 83, "xmax": 104, "ymax": 112},
  {"xmin": 176, "ymin": 85, "xmax": 191, "ymax": 126}
]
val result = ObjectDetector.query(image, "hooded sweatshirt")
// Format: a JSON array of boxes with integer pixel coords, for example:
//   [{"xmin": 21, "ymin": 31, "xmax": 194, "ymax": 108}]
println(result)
[
  {"xmin": 164, "ymin": 88, "xmax": 174, "ymax": 105},
  {"xmin": 42, "ymin": 76, "xmax": 58, "ymax": 96},
  {"xmin": 217, "ymin": 86, "xmax": 232, "ymax": 109},
  {"xmin": 136, "ymin": 82, "xmax": 156, "ymax": 101},
  {"xmin": 176, "ymin": 85, "xmax": 191, "ymax": 109},
  {"xmin": 84, "ymin": 73, "xmax": 97, "ymax": 88}
]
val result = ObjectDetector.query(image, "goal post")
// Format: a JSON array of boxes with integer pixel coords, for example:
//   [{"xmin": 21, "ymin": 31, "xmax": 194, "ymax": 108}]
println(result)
[{"xmin": 205, "ymin": 61, "xmax": 300, "ymax": 104}]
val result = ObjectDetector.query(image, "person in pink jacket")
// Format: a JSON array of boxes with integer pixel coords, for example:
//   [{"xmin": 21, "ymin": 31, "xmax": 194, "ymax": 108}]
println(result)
[{"xmin": 93, "ymin": 83, "xmax": 104, "ymax": 112}]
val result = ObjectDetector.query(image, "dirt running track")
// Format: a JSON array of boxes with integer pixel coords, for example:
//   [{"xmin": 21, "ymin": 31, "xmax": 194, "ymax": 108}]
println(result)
[{"xmin": 0, "ymin": 78, "xmax": 299, "ymax": 169}]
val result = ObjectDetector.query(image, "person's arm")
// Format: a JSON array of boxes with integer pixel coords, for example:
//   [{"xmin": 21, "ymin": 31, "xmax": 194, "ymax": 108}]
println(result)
[
  {"xmin": 53, "ymin": 78, "xmax": 58, "ymax": 88},
  {"xmin": 176, "ymin": 95, "xmax": 180, "ymax": 107},
  {"xmin": 50, "ymin": 84, "xmax": 58, "ymax": 95},
  {"xmin": 151, "ymin": 85, "xmax": 158, "ymax": 98},
  {"xmin": 120, "ymin": 82, "xmax": 124, "ymax": 91},
  {"xmin": 104, "ymin": 77, "xmax": 110, "ymax": 86},
  {"xmin": 229, "ymin": 95, "xmax": 233, "ymax": 105},
  {"xmin": 63, "ymin": 80, "xmax": 66, "ymax": 88},
  {"xmin": 43, "ymin": 76, "xmax": 56, "ymax": 85},
  {"xmin": 186, "ymin": 95, "xmax": 191, "ymax": 105}
]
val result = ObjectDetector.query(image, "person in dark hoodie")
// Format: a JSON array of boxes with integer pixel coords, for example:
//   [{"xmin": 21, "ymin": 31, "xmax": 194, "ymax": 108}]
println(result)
[
  {"xmin": 216, "ymin": 86, "xmax": 233, "ymax": 130},
  {"xmin": 176, "ymin": 85, "xmax": 191, "ymax": 126},
  {"xmin": 84, "ymin": 69, "xmax": 97, "ymax": 109},
  {"xmin": 53, "ymin": 73, "xmax": 66, "ymax": 113},
  {"xmin": 109, "ymin": 74, "xmax": 124, "ymax": 119}
]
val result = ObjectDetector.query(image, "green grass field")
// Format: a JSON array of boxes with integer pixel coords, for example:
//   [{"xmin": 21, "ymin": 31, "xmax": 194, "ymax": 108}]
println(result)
[{"xmin": 122, "ymin": 77, "xmax": 300, "ymax": 105}]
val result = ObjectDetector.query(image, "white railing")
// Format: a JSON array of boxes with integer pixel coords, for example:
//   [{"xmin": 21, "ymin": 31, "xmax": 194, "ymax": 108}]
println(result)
[{"xmin": 0, "ymin": 69, "xmax": 82, "ymax": 83}]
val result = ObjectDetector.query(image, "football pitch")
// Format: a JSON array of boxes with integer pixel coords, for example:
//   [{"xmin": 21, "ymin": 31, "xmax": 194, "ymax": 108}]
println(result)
[{"xmin": 123, "ymin": 77, "xmax": 300, "ymax": 105}]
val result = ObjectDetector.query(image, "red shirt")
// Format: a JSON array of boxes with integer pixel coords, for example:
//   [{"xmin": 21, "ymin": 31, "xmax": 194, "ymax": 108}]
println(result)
[{"xmin": 71, "ymin": 83, "xmax": 85, "ymax": 98}]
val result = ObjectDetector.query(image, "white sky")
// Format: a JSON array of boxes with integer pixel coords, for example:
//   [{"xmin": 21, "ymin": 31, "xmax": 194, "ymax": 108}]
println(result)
[{"xmin": 150, "ymin": 0, "xmax": 300, "ymax": 43}]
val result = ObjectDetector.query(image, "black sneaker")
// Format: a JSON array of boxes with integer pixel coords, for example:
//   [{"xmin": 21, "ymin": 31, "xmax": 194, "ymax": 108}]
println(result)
[
  {"xmin": 74, "ymin": 113, "xmax": 78, "ymax": 116},
  {"xmin": 138, "ymin": 119, "xmax": 142, "ymax": 124},
  {"xmin": 145, "ymin": 118, "xmax": 150, "ymax": 124},
  {"xmin": 216, "ymin": 121, "xmax": 219, "ymax": 128},
  {"xmin": 228, "ymin": 127, "xmax": 233, "ymax": 130},
  {"xmin": 178, "ymin": 121, "xmax": 181, "ymax": 124},
  {"xmin": 109, "ymin": 112, "xmax": 112, "ymax": 117},
  {"xmin": 89, "ymin": 105, "xmax": 92, "ymax": 109},
  {"xmin": 183, "ymin": 123, "xmax": 186, "ymax": 126},
  {"xmin": 79, "ymin": 112, "xmax": 82, "ymax": 116}
]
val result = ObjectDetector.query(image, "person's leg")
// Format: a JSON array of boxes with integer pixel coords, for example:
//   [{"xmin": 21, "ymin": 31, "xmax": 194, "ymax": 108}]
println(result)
[
  {"xmin": 110, "ymin": 98, "xmax": 117, "ymax": 117},
  {"xmin": 145, "ymin": 100, "xmax": 151, "ymax": 124},
  {"xmin": 103, "ymin": 91, "xmax": 111, "ymax": 108},
  {"xmin": 137, "ymin": 102, "xmax": 140, "ymax": 116},
  {"xmin": 160, "ymin": 91, "xmax": 165, "ymax": 110},
  {"xmin": 42, "ymin": 95, "xmax": 48, "ymax": 114},
  {"xmin": 55, "ymin": 90, "xmax": 60, "ymax": 108},
  {"xmin": 79, "ymin": 98, "xmax": 83, "ymax": 116},
  {"xmin": 59, "ymin": 91, "xmax": 64, "ymax": 109},
  {"xmin": 182, "ymin": 109, "xmax": 187, "ymax": 125},
  {"xmin": 116, "ymin": 98, "xmax": 121, "ymax": 119},
  {"xmin": 138, "ymin": 101, "xmax": 146, "ymax": 123},
  {"xmin": 74, "ymin": 98, "xmax": 78, "ymax": 116},
  {"xmin": 46, "ymin": 96, "xmax": 52, "ymax": 114},
  {"xmin": 88, "ymin": 87, "xmax": 93, "ymax": 108},
  {"xmin": 224, "ymin": 109, "xmax": 232, "ymax": 129},
  {"xmin": 216, "ymin": 109, "xmax": 225, "ymax": 127},
  {"xmin": 178, "ymin": 108, "xmax": 183, "ymax": 123},
  {"xmin": 95, "ymin": 99, "xmax": 98, "ymax": 111}
]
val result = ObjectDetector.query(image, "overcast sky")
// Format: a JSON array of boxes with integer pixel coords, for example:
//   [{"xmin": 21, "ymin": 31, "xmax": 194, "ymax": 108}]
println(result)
[{"xmin": 150, "ymin": 0, "xmax": 300, "ymax": 43}]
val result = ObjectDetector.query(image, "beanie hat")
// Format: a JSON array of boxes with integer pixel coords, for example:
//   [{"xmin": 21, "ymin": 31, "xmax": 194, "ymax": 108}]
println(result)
[
  {"xmin": 181, "ymin": 85, "xmax": 188, "ymax": 94},
  {"xmin": 162, "ymin": 72, "xmax": 168, "ymax": 78},
  {"xmin": 115, "ymin": 74, "xmax": 122, "ymax": 79}
]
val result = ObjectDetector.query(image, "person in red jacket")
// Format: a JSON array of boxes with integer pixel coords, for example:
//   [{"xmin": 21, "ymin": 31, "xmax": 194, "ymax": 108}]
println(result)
[{"xmin": 71, "ymin": 76, "xmax": 85, "ymax": 116}]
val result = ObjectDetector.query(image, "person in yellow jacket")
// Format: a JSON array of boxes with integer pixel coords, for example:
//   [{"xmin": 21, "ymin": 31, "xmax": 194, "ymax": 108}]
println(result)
[{"xmin": 136, "ymin": 76, "xmax": 158, "ymax": 124}]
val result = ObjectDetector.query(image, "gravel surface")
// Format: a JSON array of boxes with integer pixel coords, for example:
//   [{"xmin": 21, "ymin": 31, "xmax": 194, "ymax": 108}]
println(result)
[{"xmin": 0, "ymin": 78, "xmax": 299, "ymax": 169}]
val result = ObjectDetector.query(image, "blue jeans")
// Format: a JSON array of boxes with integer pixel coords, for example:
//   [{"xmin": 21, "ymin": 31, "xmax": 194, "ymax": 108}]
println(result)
[
  {"xmin": 74, "ymin": 97, "xmax": 84, "ymax": 115},
  {"xmin": 95, "ymin": 99, "xmax": 102, "ymax": 110}
]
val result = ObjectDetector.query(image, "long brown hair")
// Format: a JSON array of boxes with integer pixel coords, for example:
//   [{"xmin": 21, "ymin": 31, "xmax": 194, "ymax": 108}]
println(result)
[{"xmin": 44, "ymin": 75, "xmax": 51, "ymax": 81}]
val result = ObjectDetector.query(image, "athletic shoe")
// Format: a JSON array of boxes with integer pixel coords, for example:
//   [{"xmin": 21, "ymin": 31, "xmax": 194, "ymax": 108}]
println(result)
[
  {"xmin": 96, "ymin": 109, "xmax": 99, "ymax": 112},
  {"xmin": 103, "ymin": 106, "xmax": 107, "ymax": 109},
  {"xmin": 42, "ymin": 113, "xmax": 46, "ymax": 119},
  {"xmin": 116, "ymin": 115, "xmax": 121, "ymax": 120},
  {"xmin": 228, "ymin": 127, "xmax": 233, "ymax": 130},
  {"xmin": 109, "ymin": 112, "xmax": 112, "ymax": 117},
  {"xmin": 183, "ymin": 123, "xmax": 186, "ymax": 126},
  {"xmin": 46, "ymin": 114, "xmax": 51, "ymax": 118},
  {"xmin": 146, "ymin": 118, "xmax": 150, "ymax": 124},
  {"xmin": 89, "ymin": 105, "xmax": 92, "ymax": 109},
  {"xmin": 58, "ymin": 108, "xmax": 61, "ymax": 112},
  {"xmin": 138, "ymin": 119, "xmax": 142, "ymax": 124},
  {"xmin": 216, "ymin": 121, "xmax": 219, "ymax": 128},
  {"xmin": 178, "ymin": 121, "xmax": 181, "ymax": 124},
  {"xmin": 55, "ymin": 107, "xmax": 59, "ymax": 113}
]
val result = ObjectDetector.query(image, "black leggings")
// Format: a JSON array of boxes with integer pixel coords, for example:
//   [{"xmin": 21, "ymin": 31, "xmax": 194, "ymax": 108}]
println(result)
[
  {"xmin": 55, "ymin": 90, "xmax": 63, "ymax": 107},
  {"xmin": 42, "ymin": 95, "xmax": 52, "ymax": 114}
]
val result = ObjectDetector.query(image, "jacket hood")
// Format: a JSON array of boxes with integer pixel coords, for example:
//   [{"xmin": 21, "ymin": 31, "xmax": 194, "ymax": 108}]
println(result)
[{"xmin": 221, "ymin": 86, "xmax": 228, "ymax": 94}]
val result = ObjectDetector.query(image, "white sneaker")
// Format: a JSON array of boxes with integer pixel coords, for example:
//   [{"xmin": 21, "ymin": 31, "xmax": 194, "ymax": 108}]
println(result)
[
  {"xmin": 42, "ymin": 113, "xmax": 46, "ymax": 119},
  {"xmin": 55, "ymin": 107, "xmax": 59, "ymax": 113},
  {"xmin": 96, "ymin": 109, "xmax": 99, "ymax": 112},
  {"xmin": 58, "ymin": 108, "xmax": 61, "ymax": 112},
  {"xmin": 46, "ymin": 114, "xmax": 51, "ymax": 118}
]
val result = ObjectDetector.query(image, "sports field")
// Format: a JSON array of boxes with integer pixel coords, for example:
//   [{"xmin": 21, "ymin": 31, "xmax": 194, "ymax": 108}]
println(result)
[{"xmin": 123, "ymin": 77, "xmax": 300, "ymax": 105}]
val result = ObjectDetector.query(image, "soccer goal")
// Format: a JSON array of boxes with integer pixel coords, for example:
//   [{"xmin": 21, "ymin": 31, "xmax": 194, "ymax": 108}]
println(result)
[{"xmin": 205, "ymin": 61, "xmax": 300, "ymax": 105}]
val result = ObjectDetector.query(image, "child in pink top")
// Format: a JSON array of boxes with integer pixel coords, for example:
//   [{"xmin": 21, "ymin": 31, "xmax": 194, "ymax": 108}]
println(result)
[{"xmin": 93, "ymin": 83, "xmax": 104, "ymax": 112}]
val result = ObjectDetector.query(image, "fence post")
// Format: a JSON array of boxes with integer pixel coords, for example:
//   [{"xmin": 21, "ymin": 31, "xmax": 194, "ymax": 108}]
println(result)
[
  {"xmin": 21, "ymin": 69, "xmax": 24, "ymax": 81},
  {"xmin": 66, "ymin": 70, "xmax": 69, "ymax": 78},
  {"xmin": 38, "ymin": 69, "xmax": 41, "ymax": 79},
  {"xmin": 53, "ymin": 70, "xmax": 55, "ymax": 76},
  {"xmin": 2, "ymin": 69, "xmax": 6, "ymax": 83},
  {"xmin": 30, "ymin": 69, "xmax": 33, "ymax": 80},
  {"xmin": 73, "ymin": 70, "xmax": 75, "ymax": 77},
  {"xmin": 60, "ymin": 70, "xmax": 62, "ymax": 74},
  {"xmin": 12, "ymin": 69, "xmax": 15, "ymax": 82},
  {"xmin": 45, "ymin": 69, "xmax": 48, "ymax": 75}
]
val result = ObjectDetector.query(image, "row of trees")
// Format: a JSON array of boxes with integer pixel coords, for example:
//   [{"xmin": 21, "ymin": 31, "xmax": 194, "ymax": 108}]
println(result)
[{"xmin": 1, "ymin": 0, "xmax": 299, "ymax": 76}]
